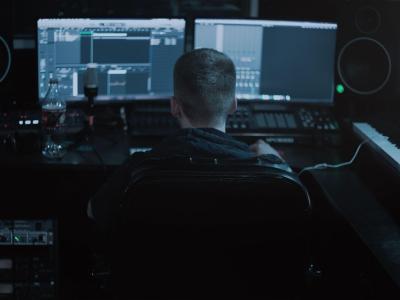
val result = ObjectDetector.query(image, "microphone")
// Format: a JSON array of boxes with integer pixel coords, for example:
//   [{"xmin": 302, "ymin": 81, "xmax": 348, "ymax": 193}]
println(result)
[
  {"xmin": 84, "ymin": 63, "xmax": 98, "ymax": 91},
  {"xmin": 84, "ymin": 63, "xmax": 98, "ymax": 128}
]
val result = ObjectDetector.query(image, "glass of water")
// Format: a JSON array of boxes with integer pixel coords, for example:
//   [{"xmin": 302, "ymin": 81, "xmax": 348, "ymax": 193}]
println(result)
[{"xmin": 41, "ymin": 79, "xmax": 67, "ymax": 159}]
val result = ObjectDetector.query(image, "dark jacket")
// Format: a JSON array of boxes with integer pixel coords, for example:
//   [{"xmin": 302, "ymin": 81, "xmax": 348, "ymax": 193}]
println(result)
[{"xmin": 150, "ymin": 128, "xmax": 254, "ymax": 159}]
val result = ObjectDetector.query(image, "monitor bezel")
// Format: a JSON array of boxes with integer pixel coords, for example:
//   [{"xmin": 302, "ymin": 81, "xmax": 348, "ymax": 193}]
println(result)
[
  {"xmin": 36, "ymin": 17, "xmax": 187, "ymax": 106},
  {"xmin": 193, "ymin": 17, "xmax": 338, "ymax": 107}
]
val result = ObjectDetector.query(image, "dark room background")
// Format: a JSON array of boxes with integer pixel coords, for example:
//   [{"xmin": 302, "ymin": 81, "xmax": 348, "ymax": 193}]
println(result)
[{"xmin": 1, "ymin": 0, "xmax": 400, "ymax": 112}]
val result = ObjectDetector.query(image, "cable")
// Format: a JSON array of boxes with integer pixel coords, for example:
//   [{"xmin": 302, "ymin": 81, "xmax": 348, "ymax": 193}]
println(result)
[
  {"xmin": 86, "ymin": 134, "xmax": 107, "ymax": 172},
  {"xmin": 298, "ymin": 140, "xmax": 368, "ymax": 176},
  {"xmin": 92, "ymin": 143, "xmax": 106, "ymax": 172}
]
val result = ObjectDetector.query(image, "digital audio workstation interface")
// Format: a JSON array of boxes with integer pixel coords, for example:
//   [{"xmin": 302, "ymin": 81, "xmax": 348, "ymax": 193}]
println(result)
[
  {"xmin": 37, "ymin": 18, "xmax": 186, "ymax": 102},
  {"xmin": 195, "ymin": 19, "xmax": 337, "ymax": 104}
]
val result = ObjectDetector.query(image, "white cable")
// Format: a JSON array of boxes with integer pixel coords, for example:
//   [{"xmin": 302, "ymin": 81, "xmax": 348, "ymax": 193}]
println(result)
[{"xmin": 298, "ymin": 141, "xmax": 368, "ymax": 176}]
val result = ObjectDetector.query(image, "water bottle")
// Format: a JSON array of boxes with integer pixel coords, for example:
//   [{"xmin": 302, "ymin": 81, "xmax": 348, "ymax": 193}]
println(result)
[{"xmin": 41, "ymin": 79, "xmax": 67, "ymax": 159}]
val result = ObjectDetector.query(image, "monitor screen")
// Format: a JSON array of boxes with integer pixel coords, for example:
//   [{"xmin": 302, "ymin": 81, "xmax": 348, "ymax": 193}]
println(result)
[
  {"xmin": 195, "ymin": 19, "xmax": 337, "ymax": 105},
  {"xmin": 37, "ymin": 18, "xmax": 186, "ymax": 102}
]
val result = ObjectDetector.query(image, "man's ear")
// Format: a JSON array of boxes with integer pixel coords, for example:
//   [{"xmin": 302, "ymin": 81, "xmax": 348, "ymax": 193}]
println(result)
[
  {"xmin": 228, "ymin": 97, "xmax": 238, "ymax": 114},
  {"xmin": 170, "ymin": 96, "xmax": 181, "ymax": 118}
]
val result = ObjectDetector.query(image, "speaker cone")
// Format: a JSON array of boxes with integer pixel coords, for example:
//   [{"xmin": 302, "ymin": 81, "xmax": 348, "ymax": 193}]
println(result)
[
  {"xmin": 338, "ymin": 37, "xmax": 391, "ymax": 95},
  {"xmin": 355, "ymin": 6, "xmax": 381, "ymax": 34},
  {"xmin": 0, "ymin": 35, "xmax": 11, "ymax": 82}
]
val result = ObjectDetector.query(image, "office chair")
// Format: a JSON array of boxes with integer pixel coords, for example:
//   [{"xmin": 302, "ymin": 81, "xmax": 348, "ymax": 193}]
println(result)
[{"xmin": 108, "ymin": 156, "xmax": 312, "ymax": 299}]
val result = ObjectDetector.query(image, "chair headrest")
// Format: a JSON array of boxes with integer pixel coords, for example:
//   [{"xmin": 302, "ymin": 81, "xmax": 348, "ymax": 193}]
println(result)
[{"xmin": 122, "ymin": 155, "xmax": 312, "ymax": 220}]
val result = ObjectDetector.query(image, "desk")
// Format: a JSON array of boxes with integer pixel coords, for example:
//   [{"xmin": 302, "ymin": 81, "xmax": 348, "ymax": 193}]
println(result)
[
  {"xmin": 1, "ymin": 128, "xmax": 400, "ymax": 298},
  {"xmin": 0, "ymin": 131, "xmax": 129, "ymax": 168},
  {"xmin": 310, "ymin": 169, "xmax": 400, "ymax": 289}
]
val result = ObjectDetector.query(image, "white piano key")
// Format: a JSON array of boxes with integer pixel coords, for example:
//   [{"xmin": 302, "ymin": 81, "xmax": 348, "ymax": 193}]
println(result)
[{"xmin": 353, "ymin": 122, "xmax": 400, "ymax": 172}]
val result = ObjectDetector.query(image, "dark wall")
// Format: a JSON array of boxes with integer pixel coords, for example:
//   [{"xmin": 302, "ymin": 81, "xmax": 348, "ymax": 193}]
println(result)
[
  {"xmin": 261, "ymin": 0, "xmax": 400, "ymax": 114},
  {"xmin": 2, "ymin": 0, "xmax": 400, "ymax": 112},
  {"xmin": 12, "ymin": 0, "xmax": 248, "ymax": 36},
  {"xmin": 1, "ymin": 0, "xmax": 249, "ymax": 109}
]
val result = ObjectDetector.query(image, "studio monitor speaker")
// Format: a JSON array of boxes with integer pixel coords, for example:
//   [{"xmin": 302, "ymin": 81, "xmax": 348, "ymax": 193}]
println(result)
[
  {"xmin": 336, "ymin": 0, "xmax": 400, "ymax": 106},
  {"xmin": 0, "ymin": 35, "xmax": 12, "ymax": 84},
  {"xmin": 0, "ymin": 0, "xmax": 13, "ymax": 98}
]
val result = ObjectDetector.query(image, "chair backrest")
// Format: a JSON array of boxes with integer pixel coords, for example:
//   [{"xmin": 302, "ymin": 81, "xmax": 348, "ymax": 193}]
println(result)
[{"xmin": 110, "ymin": 156, "xmax": 311, "ymax": 299}]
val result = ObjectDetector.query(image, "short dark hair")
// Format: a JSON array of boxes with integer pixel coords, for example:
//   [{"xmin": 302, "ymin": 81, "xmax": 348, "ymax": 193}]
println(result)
[{"xmin": 173, "ymin": 48, "xmax": 236, "ymax": 125}]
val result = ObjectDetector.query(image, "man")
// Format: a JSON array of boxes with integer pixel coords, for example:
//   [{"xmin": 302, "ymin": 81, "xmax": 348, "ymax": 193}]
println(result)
[{"xmin": 88, "ymin": 48, "xmax": 290, "ymax": 225}]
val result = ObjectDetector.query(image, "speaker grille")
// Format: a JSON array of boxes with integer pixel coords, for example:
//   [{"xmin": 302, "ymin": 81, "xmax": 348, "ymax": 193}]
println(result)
[
  {"xmin": 0, "ymin": 35, "xmax": 11, "ymax": 82},
  {"xmin": 337, "ymin": 37, "xmax": 391, "ymax": 95}
]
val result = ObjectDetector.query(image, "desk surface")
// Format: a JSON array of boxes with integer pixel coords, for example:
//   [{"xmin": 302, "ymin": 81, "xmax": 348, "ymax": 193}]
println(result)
[
  {"xmin": 1, "ymin": 128, "xmax": 400, "ymax": 292},
  {"xmin": 0, "ymin": 131, "xmax": 130, "ymax": 169},
  {"xmin": 311, "ymin": 168, "xmax": 400, "ymax": 289},
  {"xmin": 1, "ymin": 128, "xmax": 344, "ymax": 170}
]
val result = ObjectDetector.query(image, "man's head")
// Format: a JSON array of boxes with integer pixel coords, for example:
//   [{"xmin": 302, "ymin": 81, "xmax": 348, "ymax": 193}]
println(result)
[{"xmin": 172, "ymin": 48, "xmax": 237, "ymax": 130}]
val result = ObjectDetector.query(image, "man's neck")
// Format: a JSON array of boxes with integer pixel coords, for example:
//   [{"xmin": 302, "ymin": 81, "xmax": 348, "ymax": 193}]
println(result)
[{"xmin": 179, "ymin": 120, "xmax": 226, "ymax": 133}]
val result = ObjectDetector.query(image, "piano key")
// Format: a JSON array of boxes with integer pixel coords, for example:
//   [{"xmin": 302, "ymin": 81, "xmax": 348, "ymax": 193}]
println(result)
[{"xmin": 353, "ymin": 122, "xmax": 400, "ymax": 173}]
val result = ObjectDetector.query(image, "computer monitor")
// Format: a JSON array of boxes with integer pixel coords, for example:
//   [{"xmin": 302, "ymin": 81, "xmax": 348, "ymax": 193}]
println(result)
[
  {"xmin": 37, "ymin": 18, "xmax": 186, "ymax": 102},
  {"xmin": 194, "ymin": 19, "xmax": 337, "ymax": 105}
]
